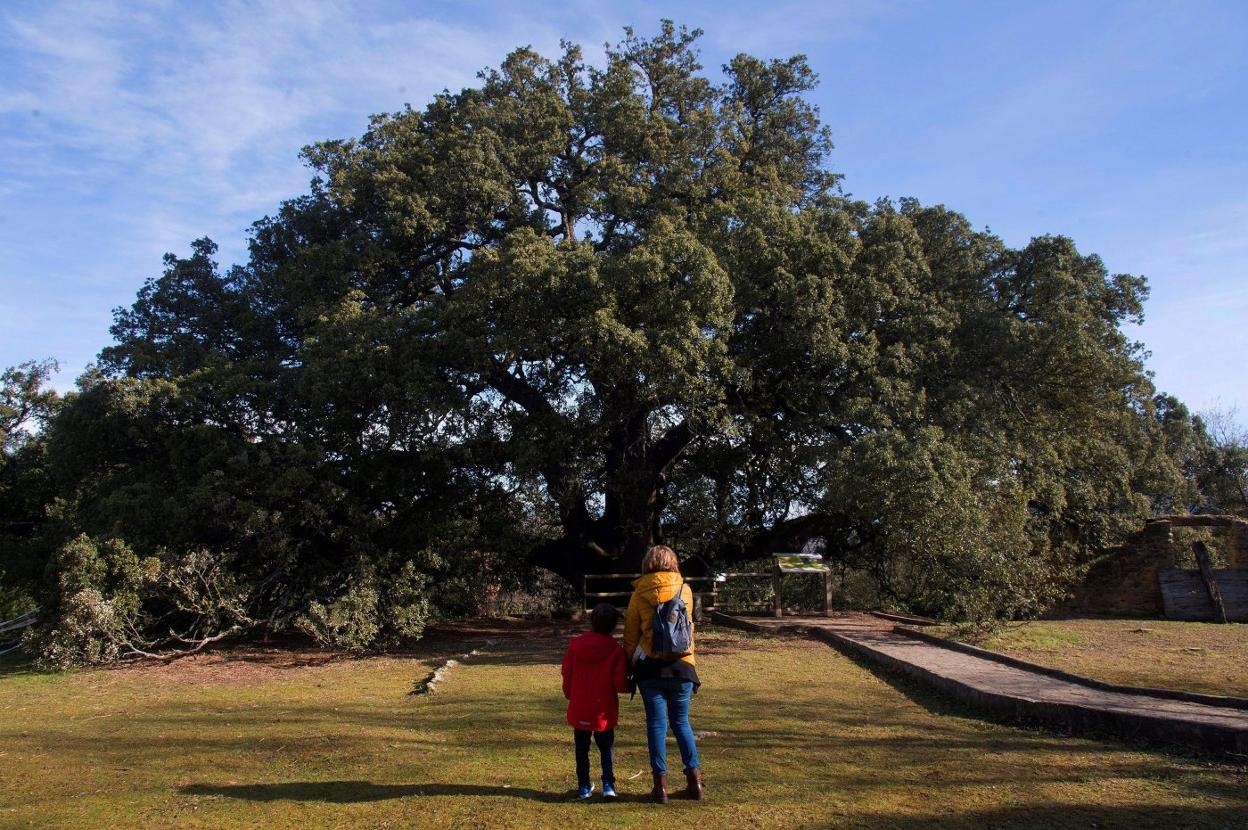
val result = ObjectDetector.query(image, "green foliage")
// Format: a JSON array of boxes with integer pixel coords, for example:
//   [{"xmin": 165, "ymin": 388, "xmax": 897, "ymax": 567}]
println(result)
[
  {"xmin": 384, "ymin": 561, "xmax": 434, "ymax": 639},
  {"xmin": 296, "ymin": 568, "xmax": 381, "ymax": 653},
  {"xmin": 827, "ymin": 428, "xmax": 1060, "ymax": 621},
  {"xmin": 27, "ymin": 534, "xmax": 151, "ymax": 667},
  {"xmin": 1, "ymin": 359, "xmax": 60, "ymax": 454},
  {"xmin": 1195, "ymin": 405, "xmax": 1248, "ymax": 516},
  {"xmin": 1132, "ymin": 396, "xmax": 1247, "ymax": 518},
  {"xmin": 1, "ymin": 359, "xmax": 61, "ymax": 619},
  {"xmin": 0, "ymin": 579, "xmax": 30, "ymax": 622},
  {"xmin": 29, "ymin": 535, "xmax": 260, "ymax": 669},
  {"xmin": 295, "ymin": 559, "xmax": 432, "ymax": 651}
]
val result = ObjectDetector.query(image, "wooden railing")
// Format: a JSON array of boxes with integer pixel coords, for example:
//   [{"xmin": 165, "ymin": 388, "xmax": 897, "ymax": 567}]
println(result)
[
  {"xmin": 713, "ymin": 572, "xmax": 773, "ymax": 613},
  {"xmin": 580, "ymin": 572, "xmax": 789, "ymax": 616},
  {"xmin": 581, "ymin": 573, "xmax": 718, "ymax": 614}
]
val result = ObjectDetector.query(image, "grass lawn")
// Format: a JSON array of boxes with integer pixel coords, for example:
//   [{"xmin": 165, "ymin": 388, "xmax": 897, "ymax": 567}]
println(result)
[
  {"xmin": 939, "ymin": 618, "xmax": 1248, "ymax": 699},
  {"xmin": 1, "ymin": 622, "xmax": 1245, "ymax": 829}
]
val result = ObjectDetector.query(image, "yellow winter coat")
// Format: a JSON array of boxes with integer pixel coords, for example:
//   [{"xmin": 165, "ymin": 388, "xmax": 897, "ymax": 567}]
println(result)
[{"xmin": 622, "ymin": 571, "xmax": 696, "ymax": 667}]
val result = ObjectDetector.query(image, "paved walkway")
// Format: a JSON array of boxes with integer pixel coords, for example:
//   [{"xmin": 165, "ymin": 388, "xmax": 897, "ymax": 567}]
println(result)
[{"xmin": 711, "ymin": 612, "xmax": 1248, "ymax": 757}]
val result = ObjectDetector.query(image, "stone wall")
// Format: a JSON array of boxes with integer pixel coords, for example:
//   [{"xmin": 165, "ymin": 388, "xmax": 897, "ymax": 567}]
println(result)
[
  {"xmin": 1065, "ymin": 520, "xmax": 1175, "ymax": 617},
  {"xmin": 1062, "ymin": 515, "xmax": 1248, "ymax": 617}
]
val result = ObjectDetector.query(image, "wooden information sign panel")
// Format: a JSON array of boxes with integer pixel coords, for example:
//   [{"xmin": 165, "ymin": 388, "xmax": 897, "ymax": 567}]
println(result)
[
  {"xmin": 775, "ymin": 554, "xmax": 831, "ymax": 573},
  {"xmin": 772, "ymin": 553, "xmax": 833, "ymax": 618}
]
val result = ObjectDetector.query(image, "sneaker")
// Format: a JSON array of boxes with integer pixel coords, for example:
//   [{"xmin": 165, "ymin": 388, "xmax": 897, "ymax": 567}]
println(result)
[
  {"xmin": 602, "ymin": 782, "xmax": 617, "ymax": 801},
  {"xmin": 577, "ymin": 782, "xmax": 595, "ymax": 800}
]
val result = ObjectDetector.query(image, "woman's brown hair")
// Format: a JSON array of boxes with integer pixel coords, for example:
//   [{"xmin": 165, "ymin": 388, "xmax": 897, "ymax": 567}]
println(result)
[{"xmin": 641, "ymin": 545, "xmax": 680, "ymax": 574}]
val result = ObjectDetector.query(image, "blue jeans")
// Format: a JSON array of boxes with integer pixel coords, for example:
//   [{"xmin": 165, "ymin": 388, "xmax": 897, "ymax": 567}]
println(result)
[{"xmin": 638, "ymin": 678, "xmax": 699, "ymax": 774}]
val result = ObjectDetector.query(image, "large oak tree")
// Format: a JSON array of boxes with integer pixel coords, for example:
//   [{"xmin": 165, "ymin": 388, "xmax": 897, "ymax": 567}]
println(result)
[{"xmin": 16, "ymin": 23, "xmax": 1194, "ymax": 659}]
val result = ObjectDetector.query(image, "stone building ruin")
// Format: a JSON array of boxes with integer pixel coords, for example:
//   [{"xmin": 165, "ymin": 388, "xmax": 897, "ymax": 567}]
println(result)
[{"xmin": 1065, "ymin": 515, "xmax": 1248, "ymax": 621}]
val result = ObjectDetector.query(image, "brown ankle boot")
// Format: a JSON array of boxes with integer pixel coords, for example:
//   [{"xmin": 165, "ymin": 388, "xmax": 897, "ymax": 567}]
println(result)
[
  {"xmin": 650, "ymin": 772, "xmax": 668, "ymax": 803},
  {"xmin": 684, "ymin": 767, "xmax": 704, "ymax": 800}
]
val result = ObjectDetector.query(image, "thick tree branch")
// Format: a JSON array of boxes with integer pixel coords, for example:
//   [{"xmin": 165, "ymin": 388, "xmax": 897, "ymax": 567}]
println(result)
[
  {"xmin": 647, "ymin": 419, "xmax": 695, "ymax": 473},
  {"xmin": 714, "ymin": 513, "xmax": 831, "ymax": 564},
  {"xmin": 487, "ymin": 367, "xmax": 555, "ymax": 418}
]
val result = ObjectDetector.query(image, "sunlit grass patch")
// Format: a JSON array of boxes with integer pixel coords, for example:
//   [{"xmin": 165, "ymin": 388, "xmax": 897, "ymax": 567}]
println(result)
[
  {"xmin": 985, "ymin": 624, "xmax": 1088, "ymax": 652},
  {"xmin": 939, "ymin": 618, "xmax": 1248, "ymax": 698}
]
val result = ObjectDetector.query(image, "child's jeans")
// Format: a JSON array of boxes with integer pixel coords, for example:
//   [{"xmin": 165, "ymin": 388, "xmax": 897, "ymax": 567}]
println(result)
[
  {"xmin": 574, "ymin": 728, "xmax": 615, "ymax": 786},
  {"xmin": 638, "ymin": 678, "xmax": 699, "ymax": 774}
]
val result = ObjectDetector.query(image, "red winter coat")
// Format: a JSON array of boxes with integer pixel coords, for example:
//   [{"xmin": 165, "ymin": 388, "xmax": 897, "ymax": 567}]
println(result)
[{"xmin": 561, "ymin": 631, "xmax": 630, "ymax": 731}]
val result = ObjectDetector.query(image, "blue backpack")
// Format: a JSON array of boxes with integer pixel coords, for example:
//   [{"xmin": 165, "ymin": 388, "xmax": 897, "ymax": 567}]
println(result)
[{"xmin": 651, "ymin": 579, "xmax": 693, "ymax": 660}]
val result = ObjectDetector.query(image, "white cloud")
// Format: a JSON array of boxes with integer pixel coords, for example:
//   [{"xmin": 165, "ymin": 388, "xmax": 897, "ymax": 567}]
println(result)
[
  {"xmin": 1, "ymin": 0, "xmax": 584, "ymax": 382},
  {"xmin": 1, "ymin": 0, "xmax": 573, "ymax": 220}
]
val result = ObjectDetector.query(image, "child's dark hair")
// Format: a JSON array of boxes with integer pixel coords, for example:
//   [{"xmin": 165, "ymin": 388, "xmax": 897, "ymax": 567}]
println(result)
[{"xmin": 590, "ymin": 602, "xmax": 619, "ymax": 634}]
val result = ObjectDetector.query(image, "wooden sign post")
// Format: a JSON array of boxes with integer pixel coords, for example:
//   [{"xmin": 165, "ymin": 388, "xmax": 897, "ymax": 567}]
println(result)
[{"xmin": 772, "ymin": 554, "xmax": 833, "ymax": 618}]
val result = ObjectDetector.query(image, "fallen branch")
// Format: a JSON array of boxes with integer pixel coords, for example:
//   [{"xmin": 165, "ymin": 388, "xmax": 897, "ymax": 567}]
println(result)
[{"xmin": 116, "ymin": 623, "xmax": 252, "ymax": 663}]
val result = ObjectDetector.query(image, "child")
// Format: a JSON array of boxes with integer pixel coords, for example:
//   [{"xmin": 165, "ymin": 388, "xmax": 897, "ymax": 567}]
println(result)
[{"xmin": 561, "ymin": 602, "xmax": 631, "ymax": 800}]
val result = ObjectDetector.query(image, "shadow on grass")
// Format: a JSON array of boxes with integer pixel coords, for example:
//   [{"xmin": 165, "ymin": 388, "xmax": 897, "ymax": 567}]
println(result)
[
  {"xmin": 696, "ymin": 685, "xmax": 1248, "ymax": 802},
  {"xmin": 816, "ymin": 803, "xmax": 1248, "ymax": 830},
  {"xmin": 466, "ymin": 647, "xmax": 565, "ymax": 667},
  {"xmin": 179, "ymin": 780, "xmax": 611, "ymax": 804},
  {"xmin": 0, "ymin": 651, "xmax": 38, "ymax": 678}
]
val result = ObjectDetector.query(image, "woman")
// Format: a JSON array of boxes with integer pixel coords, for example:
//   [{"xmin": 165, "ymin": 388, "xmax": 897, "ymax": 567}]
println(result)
[{"xmin": 622, "ymin": 544, "xmax": 704, "ymax": 803}]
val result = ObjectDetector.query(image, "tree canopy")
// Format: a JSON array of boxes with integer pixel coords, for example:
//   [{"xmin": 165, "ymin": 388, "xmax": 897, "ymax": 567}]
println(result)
[{"xmin": 1, "ymin": 23, "xmax": 1209, "ymax": 662}]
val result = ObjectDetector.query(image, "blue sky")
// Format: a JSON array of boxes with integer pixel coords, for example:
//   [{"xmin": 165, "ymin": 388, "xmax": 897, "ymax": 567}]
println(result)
[{"xmin": 1, "ymin": 0, "xmax": 1245, "ymax": 420}]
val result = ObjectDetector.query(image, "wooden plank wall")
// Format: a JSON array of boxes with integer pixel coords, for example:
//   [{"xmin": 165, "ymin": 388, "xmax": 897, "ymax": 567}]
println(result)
[
  {"xmin": 1159, "ymin": 569, "xmax": 1248, "ymax": 621},
  {"xmin": 1215, "ymin": 571, "xmax": 1248, "ymax": 621}
]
